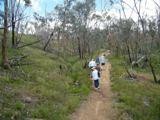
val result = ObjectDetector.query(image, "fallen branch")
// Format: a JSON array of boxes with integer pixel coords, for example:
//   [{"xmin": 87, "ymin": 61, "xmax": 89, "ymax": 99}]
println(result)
[
  {"xmin": 9, "ymin": 55, "xmax": 30, "ymax": 67},
  {"xmin": 17, "ymin": 40, "xmax": 41, "ymax": 49},
  {"xmin": 10, "ymin": 62, "xmax": 33, "ymax": 67},
  {"xmin": 132, "ymin": 56, "xmax": 146, "ymax": 67},
  {"xmin": 9, "ymin": 55, "xmax": 28, "ymax": 61}
]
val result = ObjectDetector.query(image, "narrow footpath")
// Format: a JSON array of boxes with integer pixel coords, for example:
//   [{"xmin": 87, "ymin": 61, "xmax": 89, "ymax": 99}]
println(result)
[{"xmin": 70, "ymin": 62, "xmax": 116, "ymax": 120}]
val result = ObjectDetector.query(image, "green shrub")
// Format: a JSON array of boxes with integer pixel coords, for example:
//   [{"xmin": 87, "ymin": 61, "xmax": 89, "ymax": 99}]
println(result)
[{"xmin": 110, "ymin": 56, "xmax": 160, "ymax": 120}]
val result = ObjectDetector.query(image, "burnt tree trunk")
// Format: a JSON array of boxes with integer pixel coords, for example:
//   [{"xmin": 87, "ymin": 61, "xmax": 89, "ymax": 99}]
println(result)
[
  {"xmin": 148, "ymin": 57, "xmax": 158, "ymax": 83},
  {"xmin": 12, "ymin": 20, "xmax": 16, "ymax": 47},
  {"xmin": 11, "ymin": 0, "xmax": 16, "ymax": 47},
  {"xmin": 77, "ymin": 37, "xmax": 82, "ymax": 59},
  {"xmin": 126, "ymin": 43, "xmax": 132, "ymax": 64}
]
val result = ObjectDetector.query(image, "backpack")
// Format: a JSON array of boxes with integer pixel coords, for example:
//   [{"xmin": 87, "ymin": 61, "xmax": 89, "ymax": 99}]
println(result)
[
  {"xmin": 98, "ymin": 71, "xmax": 100, "ymax": 77},
  {"xmin": 96, "ymin": 66, "xmax": 101, "ymax": 78}
]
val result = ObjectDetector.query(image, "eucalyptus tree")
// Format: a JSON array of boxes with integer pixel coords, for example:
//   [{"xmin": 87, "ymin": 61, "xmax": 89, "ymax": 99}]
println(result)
[
  {"xmin": 9, "ymin": 0, "xmax": 31, "ymax": 48},
  {"xmin": 54, "ymin": 0, "xmax": 96, "ymax": 58},
  {"xmin": 111, "ymin": 0, "xmax": 160, "ymax": 83},
  {"xmin": 148, "ymin": 19, "xmax": 157, "ymax": 49},
  {"xmin": 1, "ymin": 0, "xmax": 31, "ymax": 69},
  {"xmin": 2, "ymin": 0, "xmax": 10, "ymax": 69},
  {"xmin": 71, "ymin": 0, "xmax": 95, "ymax": 59},
  {"xmin": 33, "ymin": 12, "xmax": 52, "ymax": 49},
  {"xmin": 54, "ymin": 0, "xmax": 78, "ymax": 55}
]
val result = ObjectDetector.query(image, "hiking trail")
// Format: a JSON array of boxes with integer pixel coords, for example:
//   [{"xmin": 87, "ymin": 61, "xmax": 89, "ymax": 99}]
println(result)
[{"xmin": 70, "ymin": 59, "xmax": 116, "ymax": 120}]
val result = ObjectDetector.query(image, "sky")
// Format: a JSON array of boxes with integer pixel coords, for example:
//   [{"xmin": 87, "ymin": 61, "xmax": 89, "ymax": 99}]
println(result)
[
  {"xmin": 0, "ymin": 0, "xmax": 157, "ymax": 33},
  {"xmin": 27, "ymin": 0, "xmax": 159, "ymax": 20},
  {"xmin": 28, "ymin": 0, "xmax": 107, "ymax": 16},
  {"xmin": 108, "ymin": 0, "xmax": 159, "ymax": 20},
  {"xmin": 18, "ymin": 0, "xmax": 159, "ymax": 33},
  {"xmin": 0, "ymin": 0, "xmax": 159, "ymax": 20}
]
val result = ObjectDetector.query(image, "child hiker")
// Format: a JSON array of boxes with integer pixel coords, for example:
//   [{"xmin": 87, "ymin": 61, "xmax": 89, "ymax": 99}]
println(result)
[{"xmin": 91, "ymin": 67, "xmax": 100, "ymax": 90}]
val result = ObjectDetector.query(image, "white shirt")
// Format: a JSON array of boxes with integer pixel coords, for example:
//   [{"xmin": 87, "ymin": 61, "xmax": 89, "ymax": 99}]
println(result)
[
  {"xmin": 91, "ymin": 69, "xmax": 99, "ymax": 80},
  {"xmin": 88, "ymin": 60, "xmax": 96, "ymax": 68}
]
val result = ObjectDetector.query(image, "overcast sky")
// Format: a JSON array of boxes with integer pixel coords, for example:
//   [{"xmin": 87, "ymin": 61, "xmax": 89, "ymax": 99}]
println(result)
[
  {"xmin": 28, "ymin": 0, "xmax": 107, "ymax": 15},
  {"xmin": 109, "ymin": 0, "xmax": 159, "ymax": 20},
  {"xmin": 11, "ymin": 0, "xmax": 159, "ymax": 33},
  {"xmin": 27, "ymin": 0, "xmax": 159, "ymax": 20},
  {"xmin": 0, "ymin": 0, "xmax": 159, "ymax": 19}
]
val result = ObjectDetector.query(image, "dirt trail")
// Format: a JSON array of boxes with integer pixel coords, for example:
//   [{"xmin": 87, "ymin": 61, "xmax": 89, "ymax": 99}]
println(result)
[{"xmin": 70, "ymin": 62, "xmax": 116, "ymax": 120}]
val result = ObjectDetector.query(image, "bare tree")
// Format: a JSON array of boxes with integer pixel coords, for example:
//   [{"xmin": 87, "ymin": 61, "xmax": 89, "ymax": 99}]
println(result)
[
  {"xmin": 2, "ymin": 0, "xmax": 10, "ymax": 69},
  {"xmin": 9, "ymin": 0, "xmax": 31, "ymax": 48}
]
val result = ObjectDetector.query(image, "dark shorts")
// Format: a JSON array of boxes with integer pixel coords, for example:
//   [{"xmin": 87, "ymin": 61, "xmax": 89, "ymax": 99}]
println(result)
[
  {"xmin": 101, "ymin": 63, "xmax": 105, "ymax": 66},
  {"xmin": 94, "ymin": 79, "xmax": 99, "ymax": 88}
]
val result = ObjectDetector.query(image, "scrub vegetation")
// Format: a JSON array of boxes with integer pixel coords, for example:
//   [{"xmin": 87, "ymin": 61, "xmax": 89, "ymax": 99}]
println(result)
[
  {"xmin": 110, "ymin": 56, "xmax": 160, "ymax": 120},
  {"xmin": 0, "ymin": 39, "xmax": 91, "ymax": 119},
  {"xmin": 1, "ymin": 0, "xmax": 160, "ymax": 120}
]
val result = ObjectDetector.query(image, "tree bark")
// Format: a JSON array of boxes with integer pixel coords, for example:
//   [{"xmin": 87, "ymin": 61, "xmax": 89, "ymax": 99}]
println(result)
[
  {"xmin": 11, "ymin": 0, "xmax": 16, "ymax": 47},
  {"xmin": 148, "ymin": 57, "xmax": 158, "ymax": 83},
  {"xmin": 126, "ymin": 42, "xmax": 132, "ymax": 64},
  {"xmin": 12, "ymin": 21, "xmax": 16, "ymax": 47},
  {"xmin": 77, "ymin": 37, "xmax": 82, "ymax": 59},
  {"xmin": 2, "ymin": 0, "xmax": 10, "ymax": 69}
]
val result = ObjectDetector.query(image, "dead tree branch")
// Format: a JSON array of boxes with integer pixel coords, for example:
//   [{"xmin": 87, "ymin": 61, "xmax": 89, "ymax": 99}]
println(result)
[{"xmin": 17, "ymin": 40, "xmax": 41, "ymax": 49}]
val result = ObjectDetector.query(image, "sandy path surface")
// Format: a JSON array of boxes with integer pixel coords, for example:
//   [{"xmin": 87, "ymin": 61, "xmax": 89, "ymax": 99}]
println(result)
[{"xmin": 70, "ymin": 62, "xmax": 116, "ymax": 120}]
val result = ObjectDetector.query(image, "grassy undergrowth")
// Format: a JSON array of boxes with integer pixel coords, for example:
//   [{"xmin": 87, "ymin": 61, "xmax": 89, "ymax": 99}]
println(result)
[
  {"xmin": 110, "ymin": 56, "xmax": 160, "ymax": 120},
  {"xmin": 0, "ymin": 44, "xmax": 91, "ymax": 119}
]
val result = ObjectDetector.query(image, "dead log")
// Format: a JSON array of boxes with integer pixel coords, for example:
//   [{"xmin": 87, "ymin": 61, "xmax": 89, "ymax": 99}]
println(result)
[
  {"xmin": 10, "ymin": 62, "xmax": 33, "ymax": 67},
  {"xmin": 132, "ymin": 56, "xmax": 146, "ymax": 67},
  {"xmin": 9, "ymin": 55, "xmax": 28, "ymax": 61},
  {"xmin": 17, "ymin": 40, "xmax": 41, "ymax": 49}
]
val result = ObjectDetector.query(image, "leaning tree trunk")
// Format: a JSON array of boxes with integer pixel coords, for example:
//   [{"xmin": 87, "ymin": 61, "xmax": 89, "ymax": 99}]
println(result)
[
  {"xmin": 148, "ymin": 57, "xmax": 158, "ymax": 83},
  {"xmin": 2, "ymin": 0, "xmax": 10, "ymax": 69},
  {"xmin": 44, "ymin": 31, "xmax": 54, "ymax": 51}
]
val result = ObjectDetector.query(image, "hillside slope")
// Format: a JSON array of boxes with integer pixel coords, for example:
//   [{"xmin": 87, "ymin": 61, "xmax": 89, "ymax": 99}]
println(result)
[
  {"xmin": 110, "ymin": 56, "xmax": 160, "ymax": 120},
  {"xmin": 0, "ymin": 44, "xmax": 91, "ymax": 120}
]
